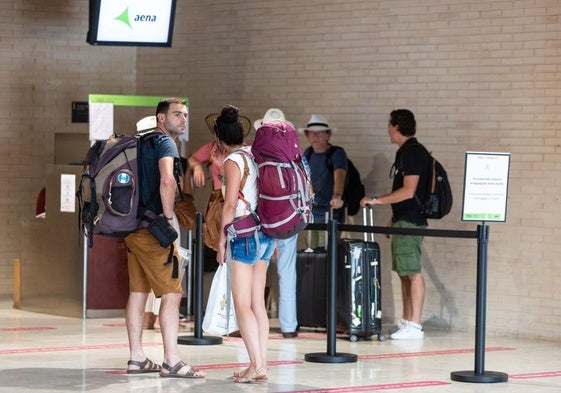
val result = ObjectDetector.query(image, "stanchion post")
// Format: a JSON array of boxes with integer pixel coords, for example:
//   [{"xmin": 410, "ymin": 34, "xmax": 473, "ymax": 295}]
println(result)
[
  {"xmin": 305, "ymin": 219, "xmax": 357, "ymax": 363},
  {"xmin": 178, "ymin": 212, "xmax": 222, "ymax": 346},
  {"xmin": 450, "ymin": 223, "xmax": 508, "ymax": 383}
]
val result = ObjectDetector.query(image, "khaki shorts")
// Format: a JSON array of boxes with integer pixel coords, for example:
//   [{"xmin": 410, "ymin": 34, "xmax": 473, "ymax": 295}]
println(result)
[
  {"xmin": 125, "ymin": 229, "xmax": 182, "ymax": 297},
  {"xmin": 391, "ymin": 220, "xmax": 426, "ymax": 276}
]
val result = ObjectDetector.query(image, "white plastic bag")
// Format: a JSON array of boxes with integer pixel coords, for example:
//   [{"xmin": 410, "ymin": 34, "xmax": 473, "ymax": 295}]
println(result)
[{"xmin": 202, "ymin": 264, "xmax": 238, "ymax": 335}]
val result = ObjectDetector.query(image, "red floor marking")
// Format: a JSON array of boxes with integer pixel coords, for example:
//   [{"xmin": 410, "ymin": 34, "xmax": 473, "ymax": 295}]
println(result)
[
  {"xmin": 271, "ymin": 333, "xmax": 331, "ymax": 340},
  {"xmin": 510, "ymin": 370, "xmax": 561, "ymax": 379},
  {"xmin": 106, "ymin": 369, "xmax": 128, "ymax": 375},
  {"xmin": 104, "ymin": 321, "xmax": 194, "ymax": 328},
  {"xmin": 359, "ymin": 347, "xmax": 515, "ymax": 360},
  {"xmin": 0, "ymin": 342, "xmax": 162, "ymax": 355},
  {"xmin": 104, "ymin": 360, "xmax": 302, "ymax": 374},
  {"xmin": 197, "ymin": 359, "xmax": 302, "ymax": 370},
  {"xmin": 219, "ymin": 332, "xmax": 331, "ymax": 341},
  {"xmin": 0, "ymin": 327, "xmax": 56, "ymax": 332},
  {"xmin": 280, "ymin": 380, "xmax": 449, "ymax": 392}
]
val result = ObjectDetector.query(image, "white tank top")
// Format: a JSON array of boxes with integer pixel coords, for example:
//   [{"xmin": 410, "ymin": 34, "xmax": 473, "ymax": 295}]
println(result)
[{"xmin": 223, "ymin": 146, "xmax": 258, "ymax": 217}]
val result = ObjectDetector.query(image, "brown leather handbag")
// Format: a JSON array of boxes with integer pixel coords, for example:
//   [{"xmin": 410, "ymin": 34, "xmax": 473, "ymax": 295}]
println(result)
[
  {"xmin": 174, "ymin": 194, "xmax": 196, "ymax": 230},
  {"xmin": 203, "ymin": 189, "xmax": 224, "ymax": 251}
]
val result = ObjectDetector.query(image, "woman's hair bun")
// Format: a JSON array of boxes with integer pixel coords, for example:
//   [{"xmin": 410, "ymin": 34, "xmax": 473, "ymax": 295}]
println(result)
[{"xmin": 220, "ymin": 104, "xmax": 239, "ymax": 124}]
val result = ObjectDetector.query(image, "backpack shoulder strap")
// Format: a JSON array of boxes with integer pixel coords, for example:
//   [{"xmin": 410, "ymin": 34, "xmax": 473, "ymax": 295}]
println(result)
[
  {"xmin": 305, "ymin": 145, "xmax": 341, "ymax": 173},
  {"xmin": 236, "ymin": 151, "xmax": 251, "ymax": 192},
  {"xmin": 234, "ymin": 151, "xmax": 253, "ymax": 213},
  {"xmin": 303, "ymin": 146, "xmax": 312, "ymax": 161},
  {"xmin": 325, "ymin": 145, "xmax": 342, "ymax": 172},
  {"xmin": 400, "ymin": 141, "xmax": 434, "ymax": 209}
]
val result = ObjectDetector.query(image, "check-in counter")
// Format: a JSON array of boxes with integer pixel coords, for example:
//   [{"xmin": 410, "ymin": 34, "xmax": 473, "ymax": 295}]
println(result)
[{"xmin": 20, "ymin": 165, "xmax": 129, "ymax": 318}]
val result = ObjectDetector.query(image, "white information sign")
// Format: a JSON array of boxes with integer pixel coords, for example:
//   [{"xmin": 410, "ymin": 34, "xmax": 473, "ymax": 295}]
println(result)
[
  {"xmin": 60, "ymin": 174, "xmax": 76, "ymax": 213},
  {"xmin": 89, "ymin": 102, "xmax": 114, "ymax": 141},
  {"xmin": 462, "ymin": 152, "xmax": 510, "ymax": 222}
]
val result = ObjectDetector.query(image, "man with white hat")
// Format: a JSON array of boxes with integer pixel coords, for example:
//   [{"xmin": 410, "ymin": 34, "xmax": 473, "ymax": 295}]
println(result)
[
  {"xmin": 254, "ymin": 108, "xmax": 299, "ymax": 338},
  {"xmin": 300, "ymin": 114, "xmax": 348, "ymax": 248}
]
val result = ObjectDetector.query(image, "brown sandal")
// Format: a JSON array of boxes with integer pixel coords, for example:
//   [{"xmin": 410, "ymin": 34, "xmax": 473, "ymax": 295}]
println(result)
[
  {"xmin": 126, "ymin": 358, "xmax": 162, "ymax": 374},
  {"xmin": 160, "ymin": 360, "xmax": 205, "ymax": 379}
]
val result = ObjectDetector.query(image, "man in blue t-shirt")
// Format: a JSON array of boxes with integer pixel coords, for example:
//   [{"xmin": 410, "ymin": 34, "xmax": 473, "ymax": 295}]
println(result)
[
  {"xmin": 124, "ymin": 98, "xmax": 205, "ymax": 378},
  {"xmin": 300, "ymin": 114, "xmax": 347, "ymax": 248},
  {"xmin": 361, "ymin": 109, "xmax": 430, "ymax": 341}
]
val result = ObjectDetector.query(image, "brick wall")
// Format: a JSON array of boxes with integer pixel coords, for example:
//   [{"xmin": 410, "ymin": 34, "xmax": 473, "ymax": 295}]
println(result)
[
  {"xmin": 0, "ymin": 1, "xmax": 138, "ymax": 299},
  {"xmin": 2, "ymin": 0, "xmax": 561, "ymax": 339}
]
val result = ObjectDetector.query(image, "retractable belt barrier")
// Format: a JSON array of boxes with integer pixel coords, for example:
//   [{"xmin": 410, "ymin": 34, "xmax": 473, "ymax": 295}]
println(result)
[
  {"xmin": 180, "ymin": 210, "xmax": 507, "ymax": 382},
  {"xmin": 304, "ymin": 211, "xmax": 508, "ymax": 383}
]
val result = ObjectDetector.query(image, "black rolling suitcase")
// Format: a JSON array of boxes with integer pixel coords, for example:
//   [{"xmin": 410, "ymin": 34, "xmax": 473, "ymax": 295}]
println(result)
[
  {"xmin": 336, "ymin": 207, "xmax": 385, "ymax": 341},
  {"xmin": 296, "ymin": 246, "xmax": 327, "ymax": 328}
]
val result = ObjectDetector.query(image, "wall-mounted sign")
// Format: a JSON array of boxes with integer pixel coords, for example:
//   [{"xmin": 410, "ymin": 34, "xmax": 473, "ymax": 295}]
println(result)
[
  {"xmin": 71, "ymin": 101, "xmax": 89, "ymax": 123},
  {"xmin": 462, "ymin": 152, "xmax": 510, "ymax": 222},
  {"xmin": 60, "ymin": 174, "xmax": 76, "ymax": 213}
]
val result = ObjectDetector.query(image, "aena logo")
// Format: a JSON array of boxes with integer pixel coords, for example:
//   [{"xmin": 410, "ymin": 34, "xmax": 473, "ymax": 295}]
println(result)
[{"xmin": 115, "ymin": 6, "xmax": 157, "ymax": 29}]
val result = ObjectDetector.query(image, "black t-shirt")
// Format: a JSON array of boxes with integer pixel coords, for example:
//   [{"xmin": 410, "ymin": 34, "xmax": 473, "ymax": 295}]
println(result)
[{"xmin": 391, "ymin": 138, "xmax": 430, "ymax": 226}]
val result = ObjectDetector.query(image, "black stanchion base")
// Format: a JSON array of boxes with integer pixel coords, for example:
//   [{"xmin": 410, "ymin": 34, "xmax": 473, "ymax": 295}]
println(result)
[
  {"xmin": 177, "ymin": 335, "xmax": 223, "ymax": 346},
  {"xmin": 305, "ymin": 352, "xmax": 357, "ymax": 364},
  {"xmin": 451, "ymin": 370, "xmax": 508, "ymax": 383}
]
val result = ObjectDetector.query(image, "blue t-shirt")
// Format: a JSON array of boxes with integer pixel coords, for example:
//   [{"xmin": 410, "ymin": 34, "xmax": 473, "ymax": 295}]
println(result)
[
  {"xmin": 140, "ymin": 134, "xmax": 179, "ymax": 214},
  {"xmin": 307, "ymin": 145, "xmax": 348, "ymax": 222}
]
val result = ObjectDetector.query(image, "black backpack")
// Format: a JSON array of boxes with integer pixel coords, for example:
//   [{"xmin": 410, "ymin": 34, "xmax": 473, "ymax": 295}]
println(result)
[
  {"xmin": 403, "ymin": 143, "xmax": 453, "ymax": 219},
  {"xmin": 304, "ymin": 146, "xmax": 365, "ymax": 216}
]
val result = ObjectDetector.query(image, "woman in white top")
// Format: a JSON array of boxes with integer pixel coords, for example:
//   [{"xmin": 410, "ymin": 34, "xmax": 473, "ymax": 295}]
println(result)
[{"xmin": 215, "ymin": 105, "xmax": 275, "ymax": 383}]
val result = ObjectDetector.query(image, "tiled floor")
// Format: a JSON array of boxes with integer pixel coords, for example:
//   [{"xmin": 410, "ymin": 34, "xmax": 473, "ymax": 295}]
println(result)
[{"xmin": 1, "ymin": 298, "xmax": 561, "ymax": 392}]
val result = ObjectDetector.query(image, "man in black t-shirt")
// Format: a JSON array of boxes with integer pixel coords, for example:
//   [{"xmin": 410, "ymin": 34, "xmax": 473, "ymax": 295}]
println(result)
[{"xmin": 361, "ymin": 109, "xmax": 430, "ymax": 340}]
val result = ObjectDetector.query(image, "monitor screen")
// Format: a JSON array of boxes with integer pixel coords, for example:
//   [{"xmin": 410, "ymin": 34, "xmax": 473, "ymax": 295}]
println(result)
[{"xmin": 87, "ymin": 0, "xmax": 177, "ymax": 47}]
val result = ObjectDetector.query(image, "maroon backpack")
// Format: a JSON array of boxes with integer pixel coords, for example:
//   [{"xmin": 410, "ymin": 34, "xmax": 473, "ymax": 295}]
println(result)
[{"xmin": 251, "ymin": 121, "xmax": 313, "ymax": 238}]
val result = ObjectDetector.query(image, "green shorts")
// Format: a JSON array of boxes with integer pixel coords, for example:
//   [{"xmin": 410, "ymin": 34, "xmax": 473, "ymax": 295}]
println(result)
[{"xmin": 391, "ymin": 220, "xmax": 426, "ymax": 276}]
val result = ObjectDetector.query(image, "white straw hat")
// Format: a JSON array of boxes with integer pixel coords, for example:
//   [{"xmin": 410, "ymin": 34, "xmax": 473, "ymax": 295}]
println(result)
[
  {"xmin": 254, "ymin": 108, "xmax": 293, "ymax": 131},
  {"xmin": 136, "ymin": 116, "xmax": 157, "ymax": 133},
  {"xmin": 298, "ymin": 114, "xmax": 335, "ymax": 134}
]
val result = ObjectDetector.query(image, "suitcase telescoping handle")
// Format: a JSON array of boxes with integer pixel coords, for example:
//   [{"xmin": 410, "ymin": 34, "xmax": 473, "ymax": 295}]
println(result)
[{"xmin": 362, "ymin": 205, "xmax": 374, "ymax": 243}]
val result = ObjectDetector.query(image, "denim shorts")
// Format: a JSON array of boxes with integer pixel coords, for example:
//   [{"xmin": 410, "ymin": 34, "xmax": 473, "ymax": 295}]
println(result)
[
  {"xmin": 391, "ymin": 220, "xmax": 426, "ymax": 276},
  {"xmin": 229, "ymin": 231, "xmax": 275, "ymax": 265}
]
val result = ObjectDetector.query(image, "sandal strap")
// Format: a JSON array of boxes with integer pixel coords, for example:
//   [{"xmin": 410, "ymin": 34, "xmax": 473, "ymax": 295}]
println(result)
[
  {"xmin": 127, "ymin": 358, "xmax": 154, "ymax": 368},
  {"xmin": 254, "ymin": 367, "xmax": 266, "ymax": 375},
  {"xmin": 185, "ymin": 367, "xmax": 201, "ymax": 377},
  {"xmin": 162, "ymin": 360, "xmax": 187, "ymax": 374},
  {"xmin": 161, "ymin": 361, "xmax": 201, "ymax": 377},
  {"xmin": 127, "ymin": 359, "xmax": 145, "ymax": 367}
]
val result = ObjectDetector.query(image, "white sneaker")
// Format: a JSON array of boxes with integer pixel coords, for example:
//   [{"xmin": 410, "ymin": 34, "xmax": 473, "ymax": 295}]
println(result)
[
  {"xmin": 388, "ymin": 319, "xmax": 408, "ymax": 335},
  {"xmin": 390, "ymin": 322, "xmax": 424, "ymax": 340}
]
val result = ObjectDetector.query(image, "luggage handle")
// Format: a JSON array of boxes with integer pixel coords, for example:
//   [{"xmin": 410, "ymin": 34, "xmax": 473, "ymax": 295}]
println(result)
[
  {"xmin": 324, "ymin": 210, "xmax": 330, "ymax": 251},
  {"xmin": 303, "ymin": 209, "xmax": 333, "ymax": 252},
  {"xmin": 362, "ymin": 205, "xmax": 374, "ymax": 243}
]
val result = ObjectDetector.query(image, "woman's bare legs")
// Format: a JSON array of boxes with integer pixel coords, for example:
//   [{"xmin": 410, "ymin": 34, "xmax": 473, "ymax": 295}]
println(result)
[{"xmin": 231, "ymin": 259, "xmax": 269, "ymax": 381}]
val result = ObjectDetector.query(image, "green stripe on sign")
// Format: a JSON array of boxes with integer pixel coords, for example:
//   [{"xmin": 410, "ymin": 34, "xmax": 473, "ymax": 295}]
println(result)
[{"xmin": 88, "ymin": 94, "xmax": 189, "ymax": 107}]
